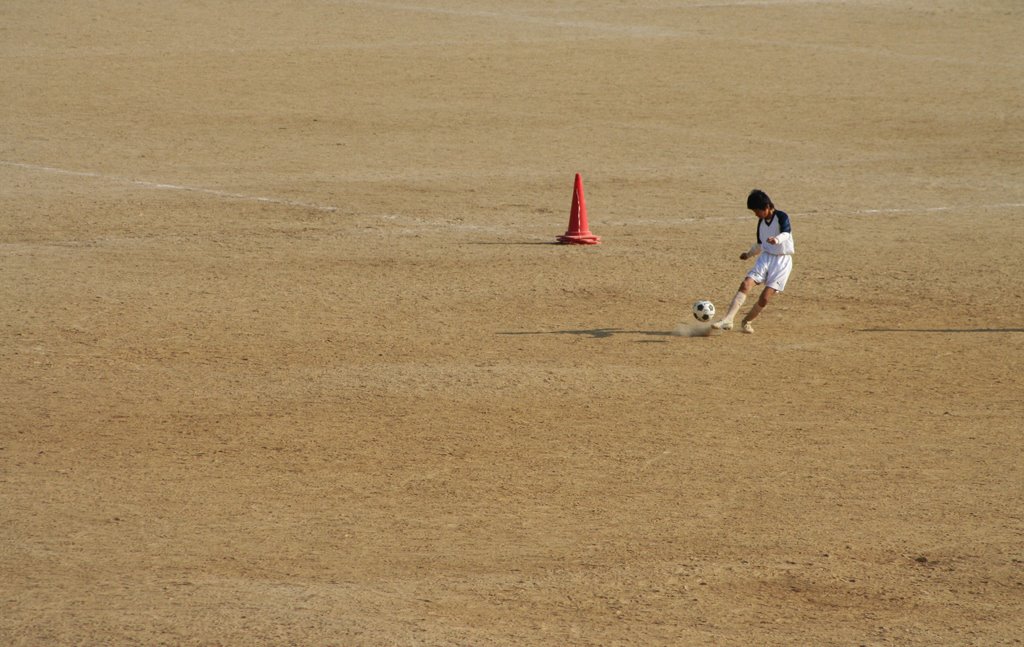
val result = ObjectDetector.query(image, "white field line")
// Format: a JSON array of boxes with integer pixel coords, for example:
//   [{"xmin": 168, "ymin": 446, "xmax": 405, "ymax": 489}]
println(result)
[
  {"xmin": 335, "ymin": 0, "xmax": 875, "ymax": 39},
  {"xmin": 337, "ymin": 0, "xmax": 1018, "ymax": 69},
  {"xmin": 852, "ymin": 203, "xmax": 1024, "ymax": 215},
  {"xmin": 0, "ymin": 161, "xmax": 339, "ymax": 213},
  {"xmin": 341, "ymin": 0, "xmax": 850, "ymax": 23},
  {"xmin": 5, "ymin": 160, "xmax": 1021, "ymax": 231},
  {"xmin": 336, "ymin": 0, "xmax": 682, "ymax": 37},
  {"xmin": 647, "ymin": 0, "xmax": 854, "ymax": 7},
  {"xmin": 591, "ymin": 202, "xmax": 1024, "ymax": 227}
]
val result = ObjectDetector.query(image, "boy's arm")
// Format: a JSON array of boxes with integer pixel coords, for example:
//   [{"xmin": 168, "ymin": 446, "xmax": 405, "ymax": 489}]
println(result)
[
  {"xmin": 740, "ymin": 243, "xmax": 761, "ymax": 260},
  {"xmin": 767, "ymin": 212, "xmax": 793, "ymax": 245}
]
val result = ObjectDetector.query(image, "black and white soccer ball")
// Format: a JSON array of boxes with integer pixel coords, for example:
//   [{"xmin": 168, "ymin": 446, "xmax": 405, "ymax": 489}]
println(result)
[{"xmin": 692, "ymin": 300, "xmax": 715, "ymax": 322}]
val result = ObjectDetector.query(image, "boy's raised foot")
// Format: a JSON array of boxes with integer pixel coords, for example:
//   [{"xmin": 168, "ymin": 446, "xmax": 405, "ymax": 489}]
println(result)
[
  {"xmin": 711, "ymin": 320, "xmax": 733, "ymax": 331},
  {"xmin": 741, "ymin": 320, "xmax": 754, "ymax": 334}
]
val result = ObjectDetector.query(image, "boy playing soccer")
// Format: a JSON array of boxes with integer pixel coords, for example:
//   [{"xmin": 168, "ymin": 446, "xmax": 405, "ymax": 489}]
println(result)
[{"xmin": 712, "ymin": 189, "xmax": 794, "ymax": 333}]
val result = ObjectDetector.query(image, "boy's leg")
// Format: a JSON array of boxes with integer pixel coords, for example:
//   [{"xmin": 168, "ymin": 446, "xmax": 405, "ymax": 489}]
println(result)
[
  {"xmin": 742, "ymin": 255, "xmax": 791, "ymax": 332},
  {"xmin": 712, "ymin": 291, "xmax": 745, "ymax": 329},
  {"xmin": 713, "ymin": 279, "xmax": 754, "ymax": 329},
  {"xmin": 741, "ymin": 286, "xmax": 778, "ymax": 332}
]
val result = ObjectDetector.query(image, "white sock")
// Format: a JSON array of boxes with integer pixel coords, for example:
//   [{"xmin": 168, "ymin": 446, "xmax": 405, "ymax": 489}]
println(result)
[{"xmin": 722, "ymin": 291, "xmax": 747, "ymax": 322}]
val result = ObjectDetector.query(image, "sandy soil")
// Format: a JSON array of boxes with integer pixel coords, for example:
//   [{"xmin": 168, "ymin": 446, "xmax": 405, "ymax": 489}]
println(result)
[{"xmin": 2, "ymin": 1, "xmax": 1023, "ymax": 644}]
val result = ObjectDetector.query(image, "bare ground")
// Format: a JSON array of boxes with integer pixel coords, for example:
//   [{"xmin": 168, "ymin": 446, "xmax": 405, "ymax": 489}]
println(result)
[{"xmin": 2, "ymin": 1, "xmax": 1023, "ymax": 645}]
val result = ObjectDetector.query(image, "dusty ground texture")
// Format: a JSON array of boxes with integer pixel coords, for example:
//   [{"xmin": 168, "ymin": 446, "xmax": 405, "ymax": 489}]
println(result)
[{"xmin": 2, "ymin": 0, "xmax": 1023, "ymax": 645}]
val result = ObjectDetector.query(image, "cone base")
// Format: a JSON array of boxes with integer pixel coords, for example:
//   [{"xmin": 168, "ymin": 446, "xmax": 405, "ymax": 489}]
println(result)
[{"xmin": 557, "ymin": 233, "xmax": 601, "ymax": 245}]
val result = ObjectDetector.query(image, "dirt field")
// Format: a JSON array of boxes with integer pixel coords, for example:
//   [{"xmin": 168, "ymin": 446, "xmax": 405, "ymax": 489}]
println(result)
[{"xmin": 3, "ymin": 1, "xmax": 1023, "ymax": 644}]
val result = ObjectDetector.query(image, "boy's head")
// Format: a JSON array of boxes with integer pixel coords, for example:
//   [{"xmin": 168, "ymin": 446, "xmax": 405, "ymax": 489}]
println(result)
[
  {"xmin": 746, "ymin": 189, "xmax": 773, "ymax": 211},
  {"xmin": 747, "ymin": 189, "xmax": 774, "ymax": 218}
]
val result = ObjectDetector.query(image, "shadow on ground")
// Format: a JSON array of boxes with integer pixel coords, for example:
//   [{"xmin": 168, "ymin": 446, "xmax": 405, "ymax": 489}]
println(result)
[
  {"xmin": 499, "ymin": 328, "xmax": 677, "ymax": 340},
  {"xmin": 857, "ymin": 328, "xmax": 1024, "ymax": 334}
]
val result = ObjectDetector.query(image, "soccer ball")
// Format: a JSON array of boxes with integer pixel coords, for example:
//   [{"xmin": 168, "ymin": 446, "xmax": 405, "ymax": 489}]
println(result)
[{"xmin": 692, "ymin": 300, "xmax": 715, "ymax": 322}]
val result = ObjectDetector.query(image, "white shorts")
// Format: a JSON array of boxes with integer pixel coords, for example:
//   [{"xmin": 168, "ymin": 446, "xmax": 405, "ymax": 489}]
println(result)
[{"xmin": 748, "ymin": 253, "xmax": 793, "ymax": 292}]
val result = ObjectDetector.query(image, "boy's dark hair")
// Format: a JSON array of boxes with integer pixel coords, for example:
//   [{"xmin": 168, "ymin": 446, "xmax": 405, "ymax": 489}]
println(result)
[{"xmin": 747, "ymin": 189, "xmax": 773, "ymax": 210}]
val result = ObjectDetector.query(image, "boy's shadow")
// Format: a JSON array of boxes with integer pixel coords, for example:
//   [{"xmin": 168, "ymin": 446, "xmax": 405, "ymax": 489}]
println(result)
[{"xmin": 499, "ymin": 327, "xmax": 707, "ymax": 341}]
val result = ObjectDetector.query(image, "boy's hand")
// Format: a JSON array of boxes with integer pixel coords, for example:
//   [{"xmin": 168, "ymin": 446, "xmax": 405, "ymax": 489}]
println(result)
[
  {"xmin": 739, "ymin": 252, "xmax": 749, "ymax": 260},
  {"xmin": 767, "ymin": 236, "xmax": 778, "ymax": 244}
]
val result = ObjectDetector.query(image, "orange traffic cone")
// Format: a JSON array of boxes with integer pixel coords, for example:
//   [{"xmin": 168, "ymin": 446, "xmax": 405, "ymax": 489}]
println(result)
[{"xmin": 557, "ymin": 173, "xmax": 601, "ymax": 245}]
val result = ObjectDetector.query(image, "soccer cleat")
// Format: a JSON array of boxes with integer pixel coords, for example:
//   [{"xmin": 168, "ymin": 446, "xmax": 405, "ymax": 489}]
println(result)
[
  {"xmin": 711, "ymin": 320, "xmax": 733, "ymax": 331},
  {"xmin": 741, "ymin": 320, "xmax": 754, "ymax": 334}
]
